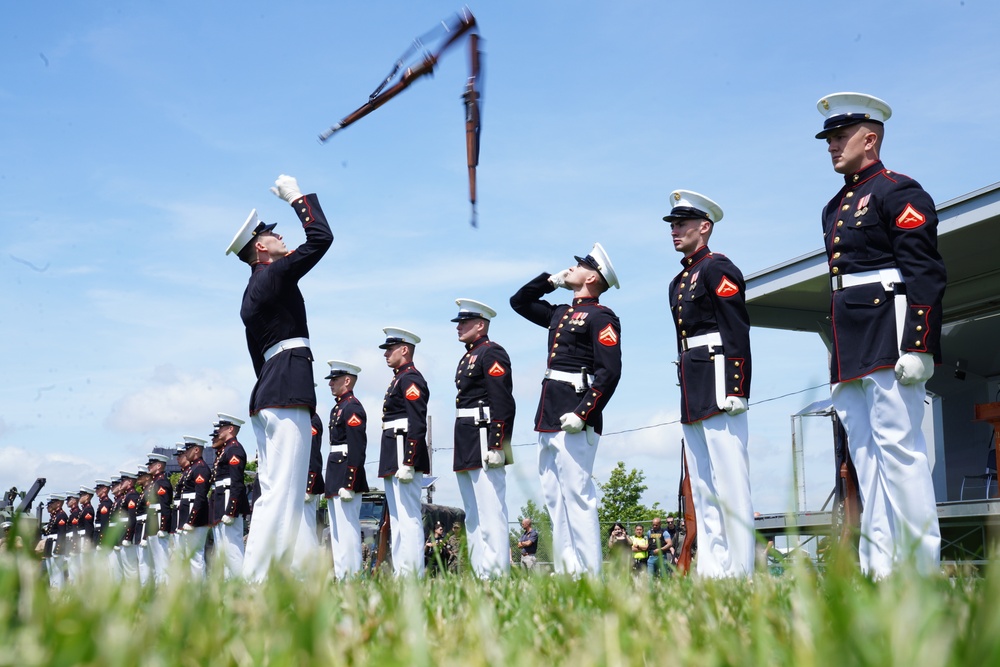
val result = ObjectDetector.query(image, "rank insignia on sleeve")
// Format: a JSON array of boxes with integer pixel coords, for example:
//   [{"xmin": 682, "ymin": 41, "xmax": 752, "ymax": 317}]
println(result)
[
  {"xmin": 405, "ymin": 384, "xmax": 421, "ymax": 400},
  {"xmin": 598, "ymin": 324, "xmax": 619, "ymax": 346},
  {"xmin": 128, "ymin": 501, "xmax": 136, "ymax": 509},
  {"xmin": 311, "ymin": 426, "xmax": 318, "ymax": 436},
  {"xmin": 488, "ymin": 361, "xmax": 507, "ymax": 376},
  {"xmin": 347, "ymin": 414, "xmax": 363, "ymax": 427},
  {"xmin": 157, "ymin": 487, "xmax": 167, "ymax": 496},
  {"xmin": 716, "ymin": 276, "xmax": 740, "ymax": 297},
  {"xmin": 229, "ymin": 456, "xmax": 241, "ymax": 465},
  {"xmin": 195, "ymin": 475, "xmax": 206, "ymax": 484},
  {"xmin": 896, "ymin": 203, "xmax": 927, "ymax": 229},
  {"xmin": 101, "ymin": 507, "xmax": 108, "ymax": 514}
]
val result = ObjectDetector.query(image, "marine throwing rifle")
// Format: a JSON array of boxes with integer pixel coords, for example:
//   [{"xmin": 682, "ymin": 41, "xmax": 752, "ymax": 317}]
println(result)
[{"xmin": 318, "ymin": 8, "xmax": 484, "ymax": 226}]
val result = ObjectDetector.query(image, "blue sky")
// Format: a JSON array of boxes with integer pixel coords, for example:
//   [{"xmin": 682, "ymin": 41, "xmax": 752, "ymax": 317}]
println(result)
[{"xmin": 3, "ymin": 1, "xmax": 999, "ymax": 522}]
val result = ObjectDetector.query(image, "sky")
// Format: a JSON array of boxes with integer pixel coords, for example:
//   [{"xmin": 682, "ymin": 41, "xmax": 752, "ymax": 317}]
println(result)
[{"xmin": 3, "ymin": 1, "xmax": 999, "ymax": 524}]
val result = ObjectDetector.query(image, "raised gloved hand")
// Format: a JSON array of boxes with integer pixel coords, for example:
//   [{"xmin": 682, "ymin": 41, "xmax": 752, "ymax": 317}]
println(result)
[
  {"xmin": 396, "ymin": 465, "xmax": 415, "ymax": 483},
  {"xmin": 559, "ymin": 412, "xmax": 585, "ymax": 434},
  {"xmin": 485, "ymin": 450, "xmax": 505, "ymax": 468},
  {"xmin": 548, "ymin": 268, "xmax": 572, "ymax": 290},
  {"xmin": 338, "ymin": 488, "xmax": 355, "ymax": 501},
  {"xmin": 157, "ymin": 530, "xmax": 167, "ymax": 538},
  {"xmin": 270, "ymin": 174, "xmax": 303, "ymax": 203},
  {"xmin": 895, "ymin": 352, "xmax": 934, "ymax": 385},
  {"xmin": 182, "ymin": 523, "xmax": 194, "ymax": 533},
  {"xmin": 722, "ymin": 397, "xmax": 749, "ymax": 415},
  {"xmin": 220, "ymin": 514, "xmax": 235, "ymax": 526}
]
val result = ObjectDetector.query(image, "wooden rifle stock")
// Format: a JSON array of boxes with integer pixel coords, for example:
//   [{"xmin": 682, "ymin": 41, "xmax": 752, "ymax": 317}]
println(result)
[{"xmin": 677, "ymin": 439, "xmax": 697, "ymax": 574}]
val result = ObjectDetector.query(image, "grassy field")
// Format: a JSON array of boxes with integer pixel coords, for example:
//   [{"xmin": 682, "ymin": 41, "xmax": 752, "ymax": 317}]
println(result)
[{"xmin": 2, "ymin": 551, "xmax": 1000, "ymax": 667}]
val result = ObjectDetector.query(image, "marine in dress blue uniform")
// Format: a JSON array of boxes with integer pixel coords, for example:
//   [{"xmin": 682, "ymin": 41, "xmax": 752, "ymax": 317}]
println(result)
[
  {"xmin": 144, "ymin": 454, "xmax": 173, "ymax": 584},
  {"xmin": 171, "ymin": 445, "xmax": 189, "ymax": 554},
  {"xmin": 64, "ymin": 491, "xmax": 83, "ymax": 581},
  {"xmin": 378, "ymin": 328, "xmax": 431, "ymax": 576},
  {"xmin": 93, "ymin": 480, "xmax": 113, "ymax": 547},
  {"xmin": 510, "ymin": 243, "xmax": 622, "ymax": 576},
  {"xmin": 209, "ymin": 414, "xmax": 250, "ymax": 579},
  {"xmin": 227, "ymin": 174, "xmax": 334, "ymax": 581},
  {"xmin": 77, "ymin": 487, "xmax": 96, "ymax": 556},
  {"xmin": 118, "ymin": 471, "xmax": 142, "ymax": 581},
  {"xmin": 42, "ymin": 495, "xmax": 67, "ymax": 587},
  {"xmin": 134, "ymin": 468, "xmax": 152, "ymax": 585},
  {"xmin": 816, "ymin": 92, "xmax": 945, "ymax": 576},
  {"xmin": 324, "ymin": 360, "xmax": 369, "ymax": 579},
  {"xmin": 451, "ymin": 299, "xmax": 515, "ymax": 578},
  {"xmin": 666, "ymin": 190, "xmax": 755, "ymax": 578},
  {"xmin": 180, "ymin": 436, "xmax": 212, "ymax": 577}
]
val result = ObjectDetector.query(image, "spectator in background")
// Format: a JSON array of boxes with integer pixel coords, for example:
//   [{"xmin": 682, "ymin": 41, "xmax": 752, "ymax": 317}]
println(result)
[
  {"xmin": 630, "ymin": 524, "xmax": 649, "ymax": 575},
  {"xmin": 646, "ymin": 517, "xmax": 674, "ymax": 577},
  {"xmin": 517, "ymin": 518, "xmax": 538, "ymax": 570},
  {"xmin": 607, "ymin": 521, "xmax": 631, "ymax": 574}
]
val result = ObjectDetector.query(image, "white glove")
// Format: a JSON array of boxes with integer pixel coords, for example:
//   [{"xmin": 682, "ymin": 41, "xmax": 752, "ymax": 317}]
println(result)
[
  {"xmin": 396, "ymin": 465, "xmax": 415, "ymax": 483},
  {"xmin": 220, "ymin": 514, "xmax": 235, "ymax": 526},
  {"xmin": 113, "ymin": 545, "xmax": 121, "ymax": 552},
  {"xmin": 139, "ymin": 540, "xmax": 148, "ymax": 547},
  {"xmin": 182, "ymin": 523, "xmax": 194, "ymax": 533},
  {"xmin": 722, "ymin": 397, "xmax": 749, "ymax": 415},
  {"xmin": 895, "ymin": 352, "xmax": 934, "ymax": 385},
  {"xmin": 95, "ymin": 545, "xmax": 103, "ymax": 551},
  {"xmin": 304, "ymin": 493, "xmax": 317, "ymax": 503},
  {"xmin": 548, "ymin": 268, "xmax": 572, "ymax": 290},
  {"xmin": 485, "ymin": 450, "xmax": 505, "ymax": 468},
  {"xmin": 338, "ymin": 488, "xmax": 355, "ymax": 501},
  {"xmin": 270, "ymin": 174, "xmax": 303, "ymax": 203},
  {"xmin": 559, "ymin": 412, "xmax": 585, "ymax": 434},
  {"xmin": 157, "ymin": 531, "xmax": 167, "ymax": 538},
  {"xmin": 121, "ymin": 540, "xmax": 132, "ymax": 547}
]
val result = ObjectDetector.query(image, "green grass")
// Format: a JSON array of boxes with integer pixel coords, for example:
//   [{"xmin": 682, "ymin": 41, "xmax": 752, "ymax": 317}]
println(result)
[{"xmin": 2, "ymin": 551, "xmax": 1000, "ymax": 667}]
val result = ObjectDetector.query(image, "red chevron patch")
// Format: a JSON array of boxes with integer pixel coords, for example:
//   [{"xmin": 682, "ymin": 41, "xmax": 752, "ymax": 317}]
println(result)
[
  {"xmin": 716, "ymin": 276, "xmax": 739, "ymax": 297},
  {"xmin": 598, "ymin": 324, "xmax": 619, "ymax": 347},
  {"xmin": 488, "ymin": 361, "xmax": 506, "ymax": 377},
  {"xmin": 157, "ymin": 487, "xmax": 167, "ymax": 496},
  {"xmin": 195, "ymin": 475, "xmax": 205, "ymax": 484},
  {"xmin": 405, "ymin": 384, "xmax": 421, "ymax": 400},
  {"xmin": 229, "ymin": 456, "xmax": 240, "ymax": 465},
  {"xmin": 347, "ymin": 414, "xmax": 363, "ymax": 427},
  {"xmin": 896, "ymin": 203, "xmax": 927, "ymax": 229}
]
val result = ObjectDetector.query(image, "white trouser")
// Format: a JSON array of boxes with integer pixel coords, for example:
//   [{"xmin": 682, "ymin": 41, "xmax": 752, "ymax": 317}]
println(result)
[
  {"xmin": 212, "ymin": 517, "xmax": 246, "ymax": 579},
  {"xmin": 182, "ymin": 526, "xmax": 210, "ymax": 578},
  {"xmin": 107, "ymin": 547, "xmax": 122, "ymax": 582},
  {"xmin": 65, "ymin": 552, "xmax": 81, "ymax": 582},
  {"xmin": 147, "ymin": 534, "xmax": 171, "ymax": 584},
  {"xmin": 48, "ymin": 556, "xmax": 66, "ymax": 588},
  {"xmin": 538, "ymin": 429, "xmax": 601, "ymax": 576},
  {"xmin": 244, "ymin": 407, "xmax": 312, "ymax": 581},
  {"xmin": 832, "ymin": 368, "xmax": 941, "ymax": 577},
  {"xmin": 682, "ymin": 411, "xmax": 755, "ymax": 578},
  {"xmin": 120, "ymin": 544, "xmax": 139, "ymax": 580},
  {"xmin": 292, "ymin": 495, "xmax": 322, "ymax": 572},
  {"xmin": 137, "ymin": 542, "xmax": 150, "ymax": 585},
  {"xmin": 457, "ymin": 467, "xmax": 510, "ymax": 578},
  {"xmin": 329, "ymin": 495, "xmax": 363, "ymax": 579},
  {"xmin": 384, "ymin": 473, "xmax": 425, "ymax": 577}
]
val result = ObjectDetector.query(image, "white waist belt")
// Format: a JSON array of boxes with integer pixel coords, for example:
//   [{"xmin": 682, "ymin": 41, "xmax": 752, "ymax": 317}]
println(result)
[
  {"xmin": 680, "ymin": 332, "xmax": 722, "ymax": 352},
  {"xmin": 214, "ymin": 479, "xmax": 231, "ymax": 488},
  {"xmin": 263, "ymin": 337, "xmax": 311, "ymax": 362},
  {"xmin": 456, "ymin": 406, "xmax": 491, "ymax": 420},
  {"xmin": 831, "ymin": 268, "xmax": 902, "ymax": 291},
  {"xmin": 181, "ymin": 493, "xmax": 196, "ymax": 500},
  {"xmin": 543, "ymin": 368, "xmax": 595, "ymax": 393},
  {"xmin": 329, "ymin": 444, "xmax": 348, "ymax": 455},
  {"xmin": 382, "ymin": 418, "xmax": 408, "ymax": 431}
]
